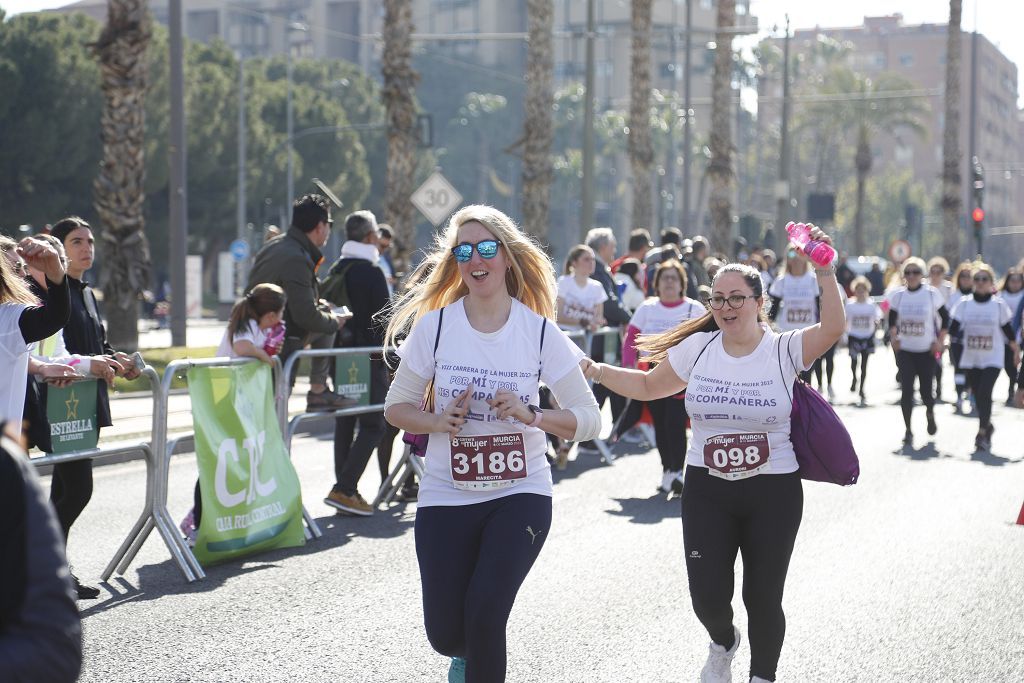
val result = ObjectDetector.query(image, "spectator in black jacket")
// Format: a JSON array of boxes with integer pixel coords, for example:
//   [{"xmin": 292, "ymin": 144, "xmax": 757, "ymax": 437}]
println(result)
[
  {"xmin": 322, "ymin": 210, "xmax": 391, "ymax": 517},
  {"xmin": 48, "ymin": 217, "xmax": 141, "ymax": 599},
  {"xmin": 0, "ymin": 422, "xmax": 82, "ymax": 683}
]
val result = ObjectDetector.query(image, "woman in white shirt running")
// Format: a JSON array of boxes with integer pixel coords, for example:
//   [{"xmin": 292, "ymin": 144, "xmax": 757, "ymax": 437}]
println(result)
[
  {"xmin": 382, "ymin": 205, "xmax": 601, "ymax": 683},
  {"xmin": 581, "ymin": 225, "xmax": 845, "ymax": 683},
  {"xmin": 949, "ymin": 263, "xmax": 1020, "ymax": 450},
  {"xmin": 996, "ymin": 267, "xmax": 1024, "ymax": 404},
  {"xmin": 946, "ymin": 261, "xmax": 975, "ymax": 412},
  {"xmin": 844, "ymin": 276, "xmax": 883, "ymax": 404},
  {"xmin": 556, "ymin": 244, "xmax": 607, "ymax": 330}
]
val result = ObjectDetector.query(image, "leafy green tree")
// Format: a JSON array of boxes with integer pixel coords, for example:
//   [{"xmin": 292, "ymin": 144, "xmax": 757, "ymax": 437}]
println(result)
[{"xmin": 835, "ymin": 169, "xmax": 933, "ymax": 257}]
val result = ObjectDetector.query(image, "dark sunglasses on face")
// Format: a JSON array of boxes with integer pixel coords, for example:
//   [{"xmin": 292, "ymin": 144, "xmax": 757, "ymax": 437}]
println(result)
[
  {"xmin": 973, "ymin": 275, "xmax": 991, "ymax": 282},
  {"xmin": 708, "ymin": 294, "xmax": 758, "ymax": 310},
  {"xmin": 452, "ymin": 239, "xmax": 499, "ymax": 262},
  {"xmin": 904, "ymin": 269, "xmax": 922, "ymax": 276}
]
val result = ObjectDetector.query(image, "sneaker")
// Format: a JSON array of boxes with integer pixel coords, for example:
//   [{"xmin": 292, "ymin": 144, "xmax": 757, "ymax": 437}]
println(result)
[
  {"xmin": 395, "ymin": 482, "xmax": 419, "ymax": 502},
  {"xmin": 850, "ymin": 378, "xmax": 857, "ymax": 392},
  {"xmin": 306, "ymin": 389, "xmax": 357, "ymax": 412},
  {"xmin": 750, "ymin": 677, "xmax": 772, "ymax": 683},
  {"xmin": 903, "ymin": 429, "xmax": 914, "ymax": 445},
  {"xmin": 70, "ymin": 571, "xmax": 100, "ymax": 600},
  {"xmin": 926, "ymin": 408, "xmax": 937, "ymax": 436},
  {"xmin": 975, "ymin": 430, "xmax": 990, "ymax": 451},
  {"xmin": 658, "ymin": 470, "xmax": 674, "ymax": 493},
  {"xmin": 620, "ymin": 428, "xmax": 646, "ymax": 444},
  {"xmin": 324, "ymin": 490, "xmax": 374, "ymax": 516},
  {"xmin": 179, "ymin": 508, "xmax": 195, "ymax": 538},
  {"xmin": 669, "ymin": 470, "xmax": 685, "ymax": 495},
  {"xmin": 700, "ymin": 626, "xmax": 740, "ymax": 682},
  {"xmin": 826, "ymin": 385, "xmax": 835, "ymax": 402},
  {"xmin": 576, "ymin": 445, "xmax": 600, "ymax": 457},
  {"xmin": 448, "ymin": 656, "xmax": 466, "ymax": 683}
]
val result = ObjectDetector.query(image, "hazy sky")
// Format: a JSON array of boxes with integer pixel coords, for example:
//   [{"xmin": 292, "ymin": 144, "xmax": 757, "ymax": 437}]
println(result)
[{"xmin": 2, "ymin": 0, "xmax": 1020, "ymax": 105}]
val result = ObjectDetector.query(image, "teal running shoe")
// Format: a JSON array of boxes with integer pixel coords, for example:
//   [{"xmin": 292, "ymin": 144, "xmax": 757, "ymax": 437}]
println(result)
[{"xmin": 448, "ymin": 657, "xmax": 466, "ymax": 683}]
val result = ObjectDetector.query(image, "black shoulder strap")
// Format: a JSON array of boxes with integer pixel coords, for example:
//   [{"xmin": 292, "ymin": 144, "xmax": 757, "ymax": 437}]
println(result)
[
  {"xmin": 537, "ymin": 317, "xmax": 548, "ymax": 378},
  {"xmin": 433, "ymin": 306, "xmax": 444, "ymax": 357},
  {"xmin": 692, "ymin": 331, "xmax": 720, "ymax": 372}
]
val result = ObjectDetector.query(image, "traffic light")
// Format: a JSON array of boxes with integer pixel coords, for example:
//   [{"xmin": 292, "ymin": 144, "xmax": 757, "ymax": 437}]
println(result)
[{"xmin": 972, "ymin": 206, "xmax": 985, "ymax": 230}]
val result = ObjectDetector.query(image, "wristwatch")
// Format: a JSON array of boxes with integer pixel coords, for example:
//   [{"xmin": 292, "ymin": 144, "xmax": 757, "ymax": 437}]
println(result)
[{"xmin": 527, "ymin": 404, "xmax": 543, "ymax": 428}]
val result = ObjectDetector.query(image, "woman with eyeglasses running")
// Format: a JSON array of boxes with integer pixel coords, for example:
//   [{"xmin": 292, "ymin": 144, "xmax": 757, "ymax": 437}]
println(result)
[
  {"xmin": 948, "ymin": 263, "xmax": 1020, "ymax": 451},
  {"xmin": 767, "ymin": 248, "xmax": 827, "ymax": 391},
  {"xmin": 580, "ymin": 224, "xmax": 845, "ymax": 683},
  {"xmin": 946, "ymin": 262, "xmax": 975, "ymax": 413},
  {"xmin": 887, "ymin": 257, "xmax": 950, "ymax": 444},
  {"xmin": 996, "ymin": 267, "xmax": 1024, "ymax": 405},
  {"xmin": 382, "ymin": 205, "xmax": 601, "ymax": 683}
]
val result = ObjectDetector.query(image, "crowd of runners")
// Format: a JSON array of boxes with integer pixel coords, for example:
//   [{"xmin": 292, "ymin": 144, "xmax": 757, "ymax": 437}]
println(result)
[{"xmin": 5, "ymin": 199, "xmax": 1024, "ymax": 683}]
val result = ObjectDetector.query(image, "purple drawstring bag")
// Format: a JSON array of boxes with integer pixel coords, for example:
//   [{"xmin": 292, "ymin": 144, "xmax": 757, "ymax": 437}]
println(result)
[{"xmin": 779, "ymin": 332, "xmax": 860, "ymax": 486}]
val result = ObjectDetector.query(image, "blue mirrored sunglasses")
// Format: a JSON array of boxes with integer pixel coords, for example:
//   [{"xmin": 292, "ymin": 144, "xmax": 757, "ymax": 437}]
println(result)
[{"xmin": 452, "ymin": 239, "xmax": 499, "ymax": 262}]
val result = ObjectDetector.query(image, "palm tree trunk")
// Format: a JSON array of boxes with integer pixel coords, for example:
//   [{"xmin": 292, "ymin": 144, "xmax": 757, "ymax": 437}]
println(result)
[
  {"xmin": 941, "ymin": 0, "xmax": 963, "ymax": 263},
  {"xmin": 382, "ymin": 0, "xmax": 419, "ymax": 269},
  {"xmin": 521, "ymin": 0, "xmax": 554, "ymax": 239},
  {"xmin": 628, "ymin": 0, "xmax": 654, "ymax": 231},
  {"xmin": 92, "ymin": 0, "xmax": 152, "ymax": 352},
  {"xmin": 853, "ymin": 125, "xmax": 872, "ymax": 257},
  {"xmin": 707, "ymin": 0, "xmax": 735, "ymax": 255}
]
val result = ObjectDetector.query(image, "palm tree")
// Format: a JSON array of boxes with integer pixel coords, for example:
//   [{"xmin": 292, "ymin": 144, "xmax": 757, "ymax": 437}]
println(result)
[
  {"xmin": 806, "ymin": 67, "xmax": 928, "ymax": 255},
  {"xmin": 707, "ymin": 0, "xmax": 735, "ymax": 255},
  {"xmin": 92, "ymin": 0, "xmax": 151, "ymax": 351},
  {"xmin": 382, "ymin": 0, "xmax": 418, "ymax": 267},
  {"xmin": 628, "ymin": 0, "xmax": 653, "ymax": 231},
  {"xmin": 521, "ymin": 0, "xmax": 554, "ymax": 240},
  {"xmin": 941, "ymin": 0, "xmax": 963, "ymax": 263}
]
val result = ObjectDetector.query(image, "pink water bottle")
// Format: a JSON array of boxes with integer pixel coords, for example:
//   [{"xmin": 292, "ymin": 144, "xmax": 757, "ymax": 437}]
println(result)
[
  {"xmin": 263, "ymin": 322, "xmax": 286, "ymax": 356},
  {"xmin": 785, "ymin": 221, "xmax": 836, "ymax": 268}
]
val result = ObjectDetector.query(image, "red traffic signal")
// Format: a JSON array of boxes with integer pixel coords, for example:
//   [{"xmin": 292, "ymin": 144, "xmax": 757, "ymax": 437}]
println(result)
[{"xmin": 972, "ymin": 207, "xmax": 985, "ymax": 224}]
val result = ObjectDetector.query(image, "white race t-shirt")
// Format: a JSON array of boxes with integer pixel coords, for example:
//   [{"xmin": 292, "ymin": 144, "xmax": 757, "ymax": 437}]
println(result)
[
  {"xmin": 556, "ymin": 275, "xmax": 608, "ymax": 327},
  {"xmin": 886, "ymin": 285, "xmax": 945, "ymax": 352},
  {"xmin": 667, "ymin": 326, "xmax": 810, "ymax": 477},
  {"xmin": 951, "ymin": 296, "xmax": 1012, "ymax": 369},
  {"xmin": 768, "ymin": 272, "xmax": 820, "ymax": 331},
  {"xmin": 629, "ymin": 298, "xmax": 705, "ymax": 339},
  {"xmin": 845, "ymin": 299, "xmax": 882, "ymax": 340},
  {"xmin": 932, "ymin": 280, "xmax": 953, "ymax": 305},
  {"xmin": 999, "ymin": 289, "xmax": 1024, "ymax": 322},
  {"xmin": 0, "ymin": 303, "xmax": 30, "ymax": 426},
  {"xmin": 397, "ymin": 298, "xmax": 586, "ymax": 507},
  {"xmin": 216, "ymin": 320, "xmax": 268, "ymax": 358}
]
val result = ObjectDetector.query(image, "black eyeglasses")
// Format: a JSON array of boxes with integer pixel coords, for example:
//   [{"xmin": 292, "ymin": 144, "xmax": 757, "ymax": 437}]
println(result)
[
  {"xmin": 452, "ymin": 239, "xmax": 499, "ymax": 262},
  {"xmin": 973, "ymin": 275, "xmax": 992, "ymax": 282},
  {"xmin": 904, "ymin": 269, "xmax": 923, "ymax": 276},
  {"xmin": 708, "ymin": 294, "xmax": 758, "ymax": 310}
]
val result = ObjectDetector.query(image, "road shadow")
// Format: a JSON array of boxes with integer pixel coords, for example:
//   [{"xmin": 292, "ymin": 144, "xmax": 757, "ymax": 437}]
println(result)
[
  {"xmin": 605, "ymin": 493, "xmax": 679, "ymax": 525},
  {"xmin": 969, "ymin": 448, "xmax": 1023, "ymax": 467},
  {"xmin": 894, "ymin": 441, "xmax": 944, "ymax": 461},
  {"xmin": 550, "ymin": 448, "xmax": 614, "ymax": 484}
]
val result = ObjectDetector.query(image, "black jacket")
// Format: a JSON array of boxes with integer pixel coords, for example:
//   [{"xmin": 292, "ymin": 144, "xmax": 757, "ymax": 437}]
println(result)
[
  {"xmin": 591, "ymin": 257, "xmax": 631, "ymax": 326},
  {"xmin": 62, "ymin": 277, "xmax": 113, "ymax": 428},
  {"xmin": 326, "ymin": 256, "xmax": 389, "ymax": 348}
]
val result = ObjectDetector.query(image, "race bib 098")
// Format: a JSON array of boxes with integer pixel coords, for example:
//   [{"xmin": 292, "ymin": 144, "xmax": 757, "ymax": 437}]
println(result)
[{"xmin": 702, "ymin": 432, "xmax": 771, "ymax": 481}]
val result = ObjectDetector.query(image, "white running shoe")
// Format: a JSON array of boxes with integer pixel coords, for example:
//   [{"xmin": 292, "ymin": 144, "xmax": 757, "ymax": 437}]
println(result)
[
  {"xmin": 621, "ymin": 428, "xmax": 646, "ymax": 444},
  {"xmin": 750, "ymin": 677, "xmax": 772, "ymax": 683},
  {"xmin": 659, "ymin": 470, "xmax": 674, "ymax": 493},
  {"xmin": 700, "ymin": 626, "xmax": 740, "ymax": 682},
  {"xmin": 669, "ymin": 470, "xmax": 685, "ymax": 495}
]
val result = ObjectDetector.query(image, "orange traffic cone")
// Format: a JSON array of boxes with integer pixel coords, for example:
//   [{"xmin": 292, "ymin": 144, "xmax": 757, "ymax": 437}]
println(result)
[{"xmin": 1017, "ymin": 501, "xmax": 1024, "ymax": 526}]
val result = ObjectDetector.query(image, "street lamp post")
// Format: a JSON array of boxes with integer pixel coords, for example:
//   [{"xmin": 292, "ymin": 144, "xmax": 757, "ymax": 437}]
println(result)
[{"xmin": 285, "ymin": 20, "xmax": 307, "ymax": 209}]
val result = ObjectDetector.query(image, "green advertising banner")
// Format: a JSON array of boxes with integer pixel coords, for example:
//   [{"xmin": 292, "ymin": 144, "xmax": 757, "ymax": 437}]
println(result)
[
  {"xmin": 334, "ymin": 353, "xmax": 371, "ymax": 407},
  {"xmin": 188, "ymin": 362, "xmax": 305, "ymax": 566},
  {"xmin": 46, "ymin": 380, "xmax": 99, "ymax": 454}
]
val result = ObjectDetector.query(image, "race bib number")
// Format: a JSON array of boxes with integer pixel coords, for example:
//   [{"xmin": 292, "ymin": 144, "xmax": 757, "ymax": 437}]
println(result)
[
  {"xmin": 786, "ymin": 308, "xmax": 813, "ymax": 324},
  {"xmin": 899, "ymin": 321, "xmax": 925, "ymax": 338},
  {"xmin": 852, "ymin": 315, "xmax": 873, "ymax": 331},
  {"xmin": 703, "ymin": 433, "xmax": 770, "ymax": 481},
  {"xmin": 966, "ymin": 334, "xmax": 993, "ymax": 351},
  {"xmin": 450, "ymin": 432, "xmax": 527, "ymax": 491}
]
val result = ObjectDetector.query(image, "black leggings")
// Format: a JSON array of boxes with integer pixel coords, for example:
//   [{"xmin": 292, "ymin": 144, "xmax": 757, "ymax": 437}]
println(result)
[
  {"xmin": 896, "ymin": 350, "xmax": 935, "ymax": 428},
  {"xmin": 416, "ymin": 493, "xmax": 551, "ymax": 682},
  {"xmin": 1005, "ymin": 346, "xmax": 1018, "ymax": 396},
  {"xmin": 648, "ymin": 396, "xmax": 687, "ymax": 472},
  {"xmin": 949, "ymin": 342, "xmax": 967, "ymax": 397},
  {"xmin": 50, "ymin": 459, "xmax": 93, "ymax": 543},
  {"xmin": 812, "ymin": 342, "xmax": 836, "ymax": 387},
  {"xmin": 849, "ymin": 352, "xmax": 870, "ymax": 393},
  {"xmin": 965, "ymin": 367, "xmax": 1000, "ymax": 428},
  {"xmin": 682, "ymin": 467, "xmax": 803, "ymax": 681}
]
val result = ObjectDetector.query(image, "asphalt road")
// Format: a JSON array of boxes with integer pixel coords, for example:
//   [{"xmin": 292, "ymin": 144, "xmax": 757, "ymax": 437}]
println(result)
[{"xmin": 57, "ymin": 348, "xmax": 1024, "ymax": 682}]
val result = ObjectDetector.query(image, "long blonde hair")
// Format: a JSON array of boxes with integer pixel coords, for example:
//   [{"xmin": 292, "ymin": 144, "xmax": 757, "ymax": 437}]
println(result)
[
  {"xmin": 381, "ymin": 205, "xmax": 557, "ymax": 353},
  {"xmin": 0, "ymin": 236, "xmax": 39, "ymax": 306}
]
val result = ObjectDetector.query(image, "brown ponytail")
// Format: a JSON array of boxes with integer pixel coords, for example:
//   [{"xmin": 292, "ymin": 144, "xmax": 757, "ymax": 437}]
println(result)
[{"xmin": 227, "ymin": 283, "xmax": 286, "ymax": 344}]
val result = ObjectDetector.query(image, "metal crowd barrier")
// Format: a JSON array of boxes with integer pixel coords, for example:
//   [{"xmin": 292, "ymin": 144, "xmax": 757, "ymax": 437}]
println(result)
[
  {"xmin": 26, "ymin": 366, "xmax": 188, "ymax": 584},
  {"xmin": 563, "ymin": 325, "xmax": 621, "ymax": 464}
]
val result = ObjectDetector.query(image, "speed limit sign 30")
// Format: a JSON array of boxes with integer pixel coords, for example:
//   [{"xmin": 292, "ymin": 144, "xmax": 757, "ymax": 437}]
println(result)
[{"xmin": 411, "ymin": 171, "xmax": 463, "ymax": 226}]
